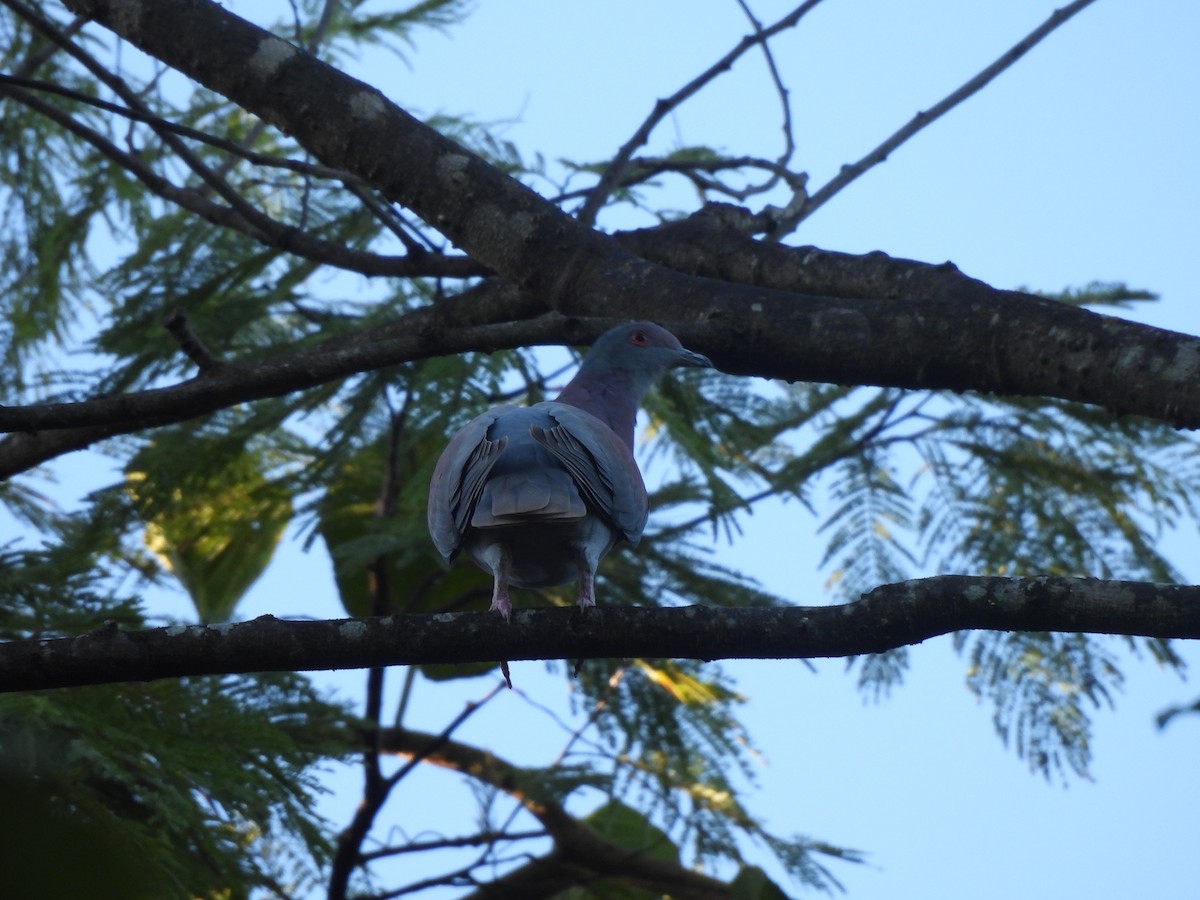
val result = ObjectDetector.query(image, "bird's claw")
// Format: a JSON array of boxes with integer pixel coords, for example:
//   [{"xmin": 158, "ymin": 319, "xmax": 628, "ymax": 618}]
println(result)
[{"xmin": 489, "ymin": 595, "xmax": 513, "ymax": 622}]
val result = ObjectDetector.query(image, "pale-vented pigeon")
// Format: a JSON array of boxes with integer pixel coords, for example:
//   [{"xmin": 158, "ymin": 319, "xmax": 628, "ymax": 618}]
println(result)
[{"xmin": 427, "ymin": 321, "xmax": 712, "ymax": 619}]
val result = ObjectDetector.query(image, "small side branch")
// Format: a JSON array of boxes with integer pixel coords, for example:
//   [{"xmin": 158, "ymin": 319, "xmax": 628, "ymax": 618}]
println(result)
[
  {"xmin": 792, "ymin": 0, "xmax": 1099, "ymax": 229},
  {"xmin": 576, "ymin": 0, "xmax": 825, "ymax": 225},
  {"xmin": 164, "ymin": 308, "xmax": 222, "ymax": 373}
]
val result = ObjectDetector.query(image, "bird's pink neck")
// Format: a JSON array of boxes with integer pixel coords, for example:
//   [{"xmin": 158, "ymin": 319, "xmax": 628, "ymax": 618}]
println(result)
[{"xmin": 555, "ymin": 378, "xmax": 638, "ymax": 448}]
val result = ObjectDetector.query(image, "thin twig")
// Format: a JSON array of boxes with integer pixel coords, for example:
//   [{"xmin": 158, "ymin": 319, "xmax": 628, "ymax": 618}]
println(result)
[
  {"xmin": 576, "ymin": 0, "xmax": 825, "ymax": 225},
  {"xmin": 5, "ymin": 0, "xmax": 268, "ymax": 225},
  {"xmin": 550, "ymin": 154, "xmax": 800, "ymax": 206},
  {"xmin": 1, "ymin": 4, "xmax": 487, "ymax": 278},
  {"xmin": 386, "ymin": 682, "xmax": 507, "ymax": 792},
  {"xmin": 8, "ymin": 13, "xmax": 85, "ymax": 78},
  {"xmin": 360, "ymin": 829, "xmax": 547, "ymax": 863},
  {"xmin": 328, "ymin": 682, "xmax": 506, "ymax": 899},
  {"xmin": 788, "ymin": 0, "xmax": 1100, "ymax": 231},
  {"xmin": 735, "ymin": 0, "xmax": 798, "ymax": 192},
  {"xmin": 0, "ymin": 75, "xmax": 352, "ymax": 181}
]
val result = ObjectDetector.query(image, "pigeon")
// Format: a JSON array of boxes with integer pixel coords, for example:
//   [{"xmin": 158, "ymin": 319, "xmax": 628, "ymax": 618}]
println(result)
[{"xmin": 427, "ymin": 321, "xmax": 712, "ymax": 620}]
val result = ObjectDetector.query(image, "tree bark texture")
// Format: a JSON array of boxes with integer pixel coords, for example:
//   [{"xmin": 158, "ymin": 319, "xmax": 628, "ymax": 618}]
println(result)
[{"xmin": 5, "ymin": 576, "xmax": 1198, "ymax": 693}]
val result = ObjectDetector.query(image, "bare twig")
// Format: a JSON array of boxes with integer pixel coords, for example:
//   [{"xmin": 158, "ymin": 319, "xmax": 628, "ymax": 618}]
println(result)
[
  {"xmin": 0, "ymin": 74, "xmax": 351, "ymax": 182},
  {"xmin": 734, "ymin": 0, "xmax": 798, "ymax": 191},
  {"xmin": 360, "ymin": 829, "xmax": 547, "ymax": 863},
  {"xmin": 327, "ymin": 682, "xmax": 506, "ymax": 900},
  {"xmin": 551, "ymin": 154, "xmax": 801, "ymax": 207},
  {"xmin": 787, "ymin": 0, "xmax": 1100, "ymax": 231},
  {"xmin": 8, "ymin": 12, "xmax": 85, "ymax": 78},
  {"xmin": 576, "ymin": 0, "xmax": 825, "ymax": 225}
]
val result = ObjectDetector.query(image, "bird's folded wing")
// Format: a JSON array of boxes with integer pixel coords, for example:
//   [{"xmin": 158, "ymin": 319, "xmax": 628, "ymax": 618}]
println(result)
[
  {"xmin": 530, "ymin": 405, "xmax": 649, "ymax": 544},
  {"xmin": 427, "ymin": 407, "xmax": 514, "ymax": 560}
]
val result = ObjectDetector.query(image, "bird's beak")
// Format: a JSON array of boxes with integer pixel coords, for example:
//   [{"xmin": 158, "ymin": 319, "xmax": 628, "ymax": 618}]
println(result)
[{"xmin": 675, "ymin": 348, "xmax": 713, "ymax": 369}]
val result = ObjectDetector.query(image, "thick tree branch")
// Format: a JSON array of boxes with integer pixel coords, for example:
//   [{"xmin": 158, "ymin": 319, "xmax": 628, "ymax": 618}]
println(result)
[
  {"xmin": 2, "ymin": 576, "xmax": 1197, "ymax": 694},
  {"xmin": 0, "ymin": 285, "xmax": 549, "ymax": 478},
  {"xmin": 5, "ymin": 222, "xmax": 1200, "ymax": 480}
]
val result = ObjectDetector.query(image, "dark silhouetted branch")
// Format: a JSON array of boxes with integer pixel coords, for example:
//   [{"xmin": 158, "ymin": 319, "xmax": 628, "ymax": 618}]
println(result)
[{"xmin": 3, "ymin": 576, "xmax": 1198, "ymax": 693}]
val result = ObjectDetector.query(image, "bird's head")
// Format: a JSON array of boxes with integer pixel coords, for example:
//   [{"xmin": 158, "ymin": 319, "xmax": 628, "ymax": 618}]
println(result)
[{"xmin": 584, "ymin": 321, "xmax": 712, "ymax": 389}]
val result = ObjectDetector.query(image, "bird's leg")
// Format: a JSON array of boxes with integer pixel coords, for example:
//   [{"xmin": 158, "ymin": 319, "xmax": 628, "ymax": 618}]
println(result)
[
  {"xmin": 571, "ymin": 549, "xmax": 598, "ymax": 680},
  {"xmin": 487, "ymin": 546, "xmax": 513, "ymax": 621},
  {"xmin": 575, "ymin": 546, "xmax": 597, "ymax": 610},
  {"xmin": 484, "ymin": 546, "xmax": 514, "ymax": 688}
]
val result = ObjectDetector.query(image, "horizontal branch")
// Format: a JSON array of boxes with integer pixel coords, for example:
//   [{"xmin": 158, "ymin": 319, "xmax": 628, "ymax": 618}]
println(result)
[
  {"xmin": 0, "ymin": 285, "xmax": 550, "ymax": 478},
  {"xmin": 5, "ymin": 3, "xmax": 1192, "ymax": 478},
  {"xmin": 3, "ymin": 576, "xmax": 1197, "ymax": 693},
  {"xmin": 6, "ymin": 222, "xmax": 1200, "ymax": 480}
]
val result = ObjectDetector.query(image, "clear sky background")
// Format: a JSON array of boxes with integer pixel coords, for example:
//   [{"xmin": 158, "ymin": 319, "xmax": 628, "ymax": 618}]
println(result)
[{"xmin": 11, "ymin": 1, "xmax": 1200, "ymax": 898}]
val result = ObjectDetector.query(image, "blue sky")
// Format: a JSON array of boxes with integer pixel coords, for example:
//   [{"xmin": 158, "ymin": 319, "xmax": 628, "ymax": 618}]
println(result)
[{"xmin": 12, "ymin": 1, "xmax": 1200, "ymax": 897}]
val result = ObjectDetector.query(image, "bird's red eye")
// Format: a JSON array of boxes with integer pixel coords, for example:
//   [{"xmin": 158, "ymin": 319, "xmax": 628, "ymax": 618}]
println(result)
[{"xmin": 630, "ymin": 331, "xmax": 649, "ymax": 346}]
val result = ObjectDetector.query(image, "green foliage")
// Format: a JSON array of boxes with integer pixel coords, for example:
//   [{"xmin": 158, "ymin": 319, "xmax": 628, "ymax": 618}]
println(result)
[
  {"xmin": 958, "ymin": 630, "xmax": 1119, "ymax": 780},
  {"xmin": 731, "ymin": 866, "xmax": 794, "ymax": 900},
  {"xmin": 561, "ymin": 656, "xmax": 860, "ymax": 893},
  {"xmin": 1, "ymin": 673, "xmax": 350, "ymax": 897},
  {"xmin": 0, "ymin": 768, "xmax": 170, "ymax": 900},
  {"xmin": 0, "ymin": 544, "xmax": 354, "ymax": 898},
  {"xmin": 127, "ymin": 429, "xmax": 293, "ymax": 623},
  {"xmin": 552, "ymin": 800, "xmax": 680, "ymax": 900}
]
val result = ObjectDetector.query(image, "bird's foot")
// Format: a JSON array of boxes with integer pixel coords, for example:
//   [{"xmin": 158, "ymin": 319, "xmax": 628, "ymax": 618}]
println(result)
[{"xmin": 488, "ymin": 593, "xmax": 513, "ymax": 622}]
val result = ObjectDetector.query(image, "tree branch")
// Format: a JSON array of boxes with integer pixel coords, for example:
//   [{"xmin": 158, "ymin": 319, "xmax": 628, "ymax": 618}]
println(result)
[
  {"xmin": 5, "ymin": 228, "xmax": 1200, "ymax": 479},
  {"xmin": 374, "ymin": 726, "xmax": 732, "ymax": 900},
  {"xmin": 0, "ymin": 75, "xmax": 485, "ymax": 280},
  {"xmin": 11, "ymin": 0, "xmax": 1198, "ymax": 483},
  {"xmin": 3, "ymin": 575, "xmax": 1197, "ymax": 694},
  {"xmin": 576, "ymin": 0, "xmax": 822, "ymax": 225},
  {"xmin": 792, "ymin": 0, "xmax": 1099, "ymax": 228}
]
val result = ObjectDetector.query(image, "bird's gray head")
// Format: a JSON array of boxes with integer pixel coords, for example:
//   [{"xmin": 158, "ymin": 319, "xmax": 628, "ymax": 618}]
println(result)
[{"xmin": 580, "ymin": 321, "xmax": 712, "ymax": 391}]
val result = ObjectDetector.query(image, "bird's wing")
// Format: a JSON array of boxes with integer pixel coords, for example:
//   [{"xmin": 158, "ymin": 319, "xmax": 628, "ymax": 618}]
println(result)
[
  {"xmin": 529, "ymin": 403, "xmax": 649, "ymax": 544},
  {"xmin": 426, "ymin": 407, "xmax": 512, "ymax": 561}
]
